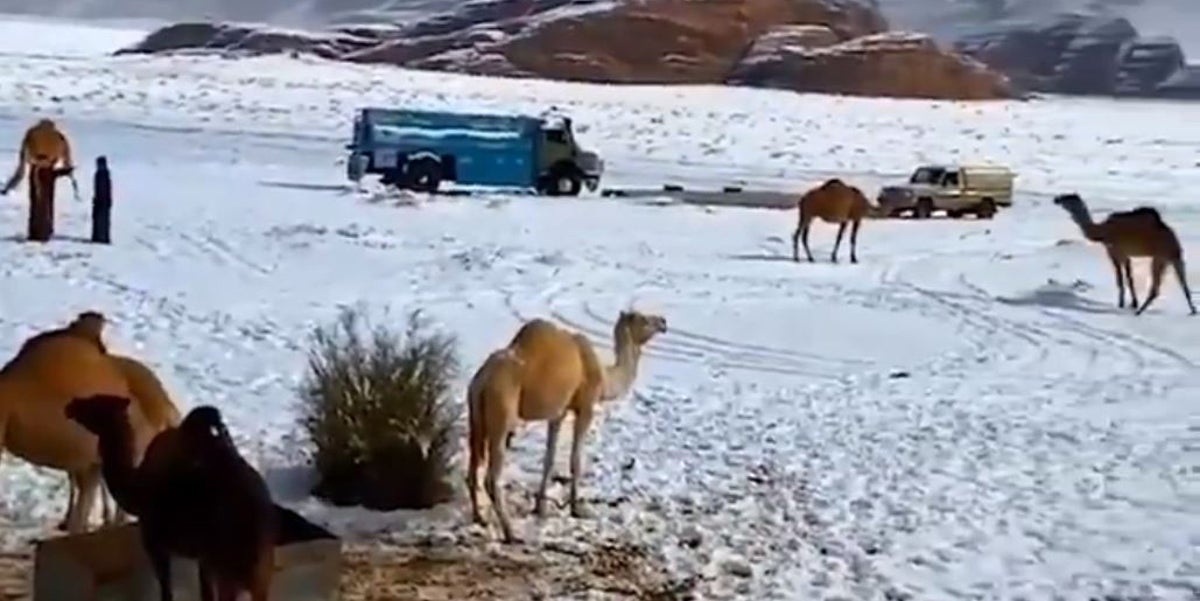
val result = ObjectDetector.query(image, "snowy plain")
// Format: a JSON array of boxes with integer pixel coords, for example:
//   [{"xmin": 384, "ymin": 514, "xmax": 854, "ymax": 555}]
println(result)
[{"xmin": 0, "ymin": 16, "xmax": 1197, "ymax": 601}]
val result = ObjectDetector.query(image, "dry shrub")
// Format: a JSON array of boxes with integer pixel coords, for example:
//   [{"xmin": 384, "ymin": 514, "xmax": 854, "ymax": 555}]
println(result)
[{"xmin": 298, "ymin": 306, "xmax": 461, "ymax": 510}]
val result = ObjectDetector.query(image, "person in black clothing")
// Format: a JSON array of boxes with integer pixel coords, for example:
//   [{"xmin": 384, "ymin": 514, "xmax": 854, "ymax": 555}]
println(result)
[{"xmin": 92, "ymin": 155, "xmax": 111, "ymax": 244}]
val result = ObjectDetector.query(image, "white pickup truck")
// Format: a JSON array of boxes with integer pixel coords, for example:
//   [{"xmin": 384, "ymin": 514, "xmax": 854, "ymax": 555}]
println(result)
[{"xmin": 876, "ymin": 165, "xmax": 1016, "ymax": 219}]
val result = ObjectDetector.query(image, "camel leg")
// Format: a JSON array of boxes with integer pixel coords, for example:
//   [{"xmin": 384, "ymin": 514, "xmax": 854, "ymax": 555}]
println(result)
[
  {"xmin": 800, "ymin": 219, "xmax": 815, "ymax": 263},
  {"xmin": 249, "ymin": 544, "xmax": 274, "ymax": 601},
  {"xmin": 849, "ymin": 219, "xmax": 861, "ymax": 264},
  {"xmin": 57, "ymin": 477, "xmax": 78, "ymax": 531},
  {"xmin": 215, "ymin": 579, "xmax": 237, "ymax": 601},
  {"xmin": 830, "ymin": 221, "xmax": 847, "ymax": 263},
  {"xmin": 483, "ymin": 431, "xmax": 515, "ymax": 543},
  {"xmin": 1123, "ymin": 257, "xmax": 1139, "ymax": 310},
  {"xmin": 535, "ymin": 415, "xmax": 564, "ymax": 518},
  {"xmin": 1171, "ymin": 258, "xmax": 1197, "ymax": 315},
  {"xmin": 144, "ymin": 535, "xmax": 175, "ymax": 601},
  {"xmin": 1105, "ymin": 247, "xmax": 1126, "ymax": 308},
  {"xmin": 198, "ymin": 563, "xmax": 215, "ymax": 601},
  {"xmin": 67, "ymin": 466, "xmax": 101, "ymax": 534},
  {"xmin": 568, "ymin": 403, "xmax": 597, "ymax": 519},
  {"xmin": 790, "ymin": 216, "xmax": 803, "ymax": 262},
  {"xmin": 466, "ymin": 403, "xmax": 487, "ymax": 526},
  {"xmin": 1135, "ymin": 256, "xmax": 1168, "ymax": 316}
]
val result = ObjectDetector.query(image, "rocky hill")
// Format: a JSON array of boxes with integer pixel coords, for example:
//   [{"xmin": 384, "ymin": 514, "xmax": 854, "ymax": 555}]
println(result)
[
  {"xmin": 954, "ymin": 12, "xmax": 1199, "ymax": 99},
  {"xmin": 116, "ymin": 0, "xmax": 1016, "ymax": 101}
]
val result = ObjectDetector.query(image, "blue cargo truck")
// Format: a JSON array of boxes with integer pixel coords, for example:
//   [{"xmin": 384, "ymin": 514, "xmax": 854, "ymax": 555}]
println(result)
[{"xmin": 345, "ymin": 107, "xmax": 604, "ymax": 196}]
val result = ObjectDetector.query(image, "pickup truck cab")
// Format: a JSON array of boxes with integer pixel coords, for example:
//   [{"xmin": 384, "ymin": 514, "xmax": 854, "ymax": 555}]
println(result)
[{"xmin": 877, "ymin": 164, "xmax": 1015, "ymax": 219}]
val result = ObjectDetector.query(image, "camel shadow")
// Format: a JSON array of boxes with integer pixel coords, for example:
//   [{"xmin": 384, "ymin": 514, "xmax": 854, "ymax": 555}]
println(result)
[
  {"xmin": 995, "ymin": 283, "xmax": 1125, "ymax": 315},
  {"xmin": 725, "ymin": 252, "xmax": 794, "ymax": 263},
  {"xmin": 263, "ymin": 464, "xmax": 319, "ymax": 503},
  {"xmin": 1, "ymin": 234, "xmax": 100, "ymax": 244},
  {"xmin": 259, "ymin": 180, "xmax": 355, "ymax": 194}
]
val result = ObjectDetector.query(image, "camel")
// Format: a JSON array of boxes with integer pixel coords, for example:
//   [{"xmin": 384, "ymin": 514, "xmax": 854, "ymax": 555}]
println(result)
[
  {"xmin": 1053, "ymin": 193, "xmax": 1196, "ymax": 316},
  {"xmin": 12, "ymin": 310, "xmax": 184, "ymax": 530},
  {"xmin": 791, "ymin": 178, "xmax": 871, "ymax": 264},
  {"xmin": 1, "ymin": 118, "xmax": 75, "ymax": 197},
  {"xmin": 466, "ymin": 310, "xmax": 667, "ymax": 543},
  {"xmin": 0, "ymin": 314, "xmax": 178, "ymax": 533},
  {"xmin": 65, "ymin": 396, "xmax": 276, "ymax": 601}
]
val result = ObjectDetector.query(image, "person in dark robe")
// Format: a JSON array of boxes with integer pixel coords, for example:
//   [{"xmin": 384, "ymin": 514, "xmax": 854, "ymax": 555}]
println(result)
[{"xmin": 92, "ymin": 156, "xmax": 112, "ymax": 244}]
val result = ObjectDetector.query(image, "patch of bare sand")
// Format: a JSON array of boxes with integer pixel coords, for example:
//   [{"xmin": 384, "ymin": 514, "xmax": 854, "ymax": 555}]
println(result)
[{"xmin": 0, "ymin": 541, "xmax": 692, "ymax": 601}]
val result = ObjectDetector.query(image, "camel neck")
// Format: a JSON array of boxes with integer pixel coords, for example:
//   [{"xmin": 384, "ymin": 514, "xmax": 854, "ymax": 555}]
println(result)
[
  {"xmin": 1064, "ymin": 203, "xmax": 1104, "ymax": 242},
  {"xmin": 603, "ymin": 329, "xmax": 640, "ymax": 401},
  {"xmin": 94, "ymin": 420, "xmax": 143, "ymax": 515}
]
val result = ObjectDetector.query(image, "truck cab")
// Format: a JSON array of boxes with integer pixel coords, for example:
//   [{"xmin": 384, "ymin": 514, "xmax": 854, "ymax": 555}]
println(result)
[
  {"xmin": 345, "ymin": 107, "xmax": 603, "ymax": 196},
  {"xmin": 876, "ymin": 164, "xmax": 1015, "ymax": 219},
  {"xmin": 537, "ymin": 115, "xmax": 603, "ymax": 195}
]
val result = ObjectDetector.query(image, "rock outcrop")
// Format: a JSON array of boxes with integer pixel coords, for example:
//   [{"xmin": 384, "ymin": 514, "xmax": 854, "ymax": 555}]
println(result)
[
  {"xmin": 119, "ymin": 21, "xmax": 382, "ymax": 59},
  {"xmin": 729, "ymin": 31, "xmax": 1014, "ymax": 99},
  {"xmin": 119, "ymin": 0, "xmax": 1018, "ymax": 100},
  {"xmin": 954, "ymin": 12, "xmax": 1195, "ymax": 99}
]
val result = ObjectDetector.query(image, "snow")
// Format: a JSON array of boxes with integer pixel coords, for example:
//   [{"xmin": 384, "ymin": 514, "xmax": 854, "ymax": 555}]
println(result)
[{"xmin": 0, "ymin": 16, "xmax": 1198, "ymax": 601}]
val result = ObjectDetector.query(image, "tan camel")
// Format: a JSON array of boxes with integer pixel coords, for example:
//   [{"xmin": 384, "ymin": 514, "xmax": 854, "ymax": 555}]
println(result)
[
  {"xmin": 466, "ymin": 310, "xmax": 667, "ymax": 542},
  {"xmin": 56, "ymin": 311, "xmax": 184, "ymax": 529},
  {"xmin": 1, "ymin": 118, "xmax": 75, "ymax": 197},
  {"xmin": 1054, "ymin": 193, "xmax": 1196, "ymax": 316},
  {"xmin": 791, "ymin": 178, "xmax": 871, "ymax": 264},
  {"xmin": 0, "ymin": 314, "xmax": 179, "ymax": 533}
]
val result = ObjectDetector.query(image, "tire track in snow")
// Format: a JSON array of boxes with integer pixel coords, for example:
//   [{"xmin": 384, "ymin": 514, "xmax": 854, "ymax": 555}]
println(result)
[{"xmin": 501, "ymin": 279, "xmax": 848, "ymax": 380}]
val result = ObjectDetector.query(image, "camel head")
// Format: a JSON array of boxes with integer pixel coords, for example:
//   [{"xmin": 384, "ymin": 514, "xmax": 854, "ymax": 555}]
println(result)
[
  {"xmin": 1053, "ymin": 193, "xmax": 1084, "ymax": 210},
  {"xmin": 65, "ymin": 394, "xmax": 132, "ymax": 436},
  {"xmin": 616, "ymin": 310, "xmax": 667, "ymax": 346},
  {"xmin": 69, "ymin": 311, "xmax": 106, "ymax": 339},
  {"xmin": 180, "ymin": 405, "xmax": 235, "ymax": 450}
]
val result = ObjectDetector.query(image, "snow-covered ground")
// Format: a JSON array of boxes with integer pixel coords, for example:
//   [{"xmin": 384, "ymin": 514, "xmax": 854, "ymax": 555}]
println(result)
[{"xmin": 0, "ymin": 18, "xmax": 1198, "ymax": 601}]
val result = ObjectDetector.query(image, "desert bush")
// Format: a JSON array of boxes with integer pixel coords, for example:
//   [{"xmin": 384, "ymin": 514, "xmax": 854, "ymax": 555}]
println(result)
[{"xmin": 298, "ymin": 306, "xmax": 461, "ymax": 510}]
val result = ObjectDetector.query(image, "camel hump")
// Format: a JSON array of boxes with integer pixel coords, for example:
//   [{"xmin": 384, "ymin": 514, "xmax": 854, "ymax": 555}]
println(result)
[
  {"xmin": 112, "ymin": 355, "xmax": 182, "ymax": 428},
  {"xmin": 1128, "ymin": 206, "xmax": 1164, "ymax": 222},
  {"xmin": 509, "ymin": 318, "xmax": 560, "ymax": 346}
]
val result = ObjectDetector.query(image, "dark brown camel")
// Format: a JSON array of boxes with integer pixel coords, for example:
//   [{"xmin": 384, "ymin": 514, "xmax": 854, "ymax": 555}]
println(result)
[
  {"xmin": 791, "ymin": 178, "xmax": 870, "ymax": 264},
  {"xmin": 65, "ymin": 395, "xmax": 276, "ymax": 601},
  {"xmin": 1053, "ymin": 193, "xmax": 1196, "ymax": 316}
]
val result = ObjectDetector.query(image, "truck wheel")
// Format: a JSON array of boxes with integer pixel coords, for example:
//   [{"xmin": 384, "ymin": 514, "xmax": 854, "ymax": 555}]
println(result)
[
  {"xmin": 545, "ymin": 166, "xmax": 582, "ymax": 197},
  {"xmin": 404, "ymin": 158, "xmax": 442, "ymax": 193},
  {"xmin": 915, "ymin": 198, "xmax": 934, "ymax": 219},
  {"xmin": 976, "ymin": 198, "xmax": 997, "ymax": 219}
]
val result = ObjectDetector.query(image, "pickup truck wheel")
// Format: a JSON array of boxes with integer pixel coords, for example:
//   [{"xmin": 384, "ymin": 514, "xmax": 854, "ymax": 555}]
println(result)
[
  {"xmin": 404, "ymin": 158, "xmax": 442, "ymax": 193},
  {"xmin": 914, "ymin": 198, "xmax": 934, "ymax": 219},
  {"xmin": 545, "ymin": 166, "xmax": 583, "ymax": 197},
  {"xmin": 976, "ymin": 198, "xmax": 997, "ymax": 219}
]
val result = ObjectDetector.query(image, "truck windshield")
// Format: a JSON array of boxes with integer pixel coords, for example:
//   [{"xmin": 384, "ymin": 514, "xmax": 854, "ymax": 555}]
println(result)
[{"xmin": 910, "ymin": 167, "xmax": 944, "ymax": 184}]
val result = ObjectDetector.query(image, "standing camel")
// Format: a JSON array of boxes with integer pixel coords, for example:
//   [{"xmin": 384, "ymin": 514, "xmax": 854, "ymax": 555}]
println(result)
[
  {"xmin": 1053, "ymin": 193, "xmax": 1196, "ymax": 316},
  {"xmin": 791, "ymin": 178, "xmax": 870, "ymax": 264},
  {"xmin": 466, "ymin": 310, "xmax": 667, "ymax": 542},
  {"xmin": 0, "ymin": 320, "xmax": 174, "ymax": 533},
  {"xmin": 1, "ymin": 118, "xmax": 77, "ymax": 241},
  {"xmin": 8, "ymin": 311, "xmax": 183, "ymax": 530}
]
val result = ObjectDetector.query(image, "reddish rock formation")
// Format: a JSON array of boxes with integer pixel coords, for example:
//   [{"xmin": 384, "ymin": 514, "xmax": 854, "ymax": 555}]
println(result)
[
  {"xmin": 121, "ymin": 0, "xmax": 1017, "ymax": 100},
  {"xmin": 732, "ymin": 31, "xmax": 1015, "ymax": 100}
]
